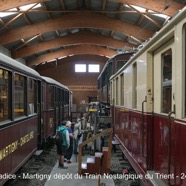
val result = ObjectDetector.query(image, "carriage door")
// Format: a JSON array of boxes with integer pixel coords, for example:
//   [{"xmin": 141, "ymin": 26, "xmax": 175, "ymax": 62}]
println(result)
[
  {"xmin": 39, "ymin": 82, "xmax": 45, "ymax": 143},
  {"xmin": 55, "ymin": 88, "xmax": 60, "ymax": 128},
  {"xmin": 153, "ymin": 38, "xmax": 176, "ymax": 184}
]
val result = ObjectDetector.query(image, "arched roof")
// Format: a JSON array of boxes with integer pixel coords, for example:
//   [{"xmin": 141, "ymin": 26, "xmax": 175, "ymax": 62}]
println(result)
[{"xmin": 0, "ymin": 0, "xmax": 185, "ymax": 67}]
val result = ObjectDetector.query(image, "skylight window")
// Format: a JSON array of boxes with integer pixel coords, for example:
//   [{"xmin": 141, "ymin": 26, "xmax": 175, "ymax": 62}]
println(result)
[
  {"xmin": 19, "ymin": 3, "xmax": 41, "ymax": 11},
  {"xmin": 58, "ymin": 56, "xmax": 67, "ymax": 60},
  {"xmin": 0, "ymin": 3, "xmax": 41, "ymax": 18},
  {"xmin": 131, "ymin": 5, "xmax": 146, "ymax": 13},
  {"xmin": 153, "ymin": 13, "xmax": 169, "ymax": 19},
  {"xmin": 0, "ymin": 8, "xmax": 17, "ymax": 17},
  {"xmin": 47, "ymin": 59, "xmax": 55, "ymax": 63},
  {"xmin": 125, "ymin": 4, "xmax": 169, "ymax": 20}
]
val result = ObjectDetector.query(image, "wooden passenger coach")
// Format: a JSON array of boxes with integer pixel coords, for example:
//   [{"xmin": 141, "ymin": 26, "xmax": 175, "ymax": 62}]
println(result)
[
  {"xmin": 110, "ymin": 6, "xmax": 186, "ymax": 186},
  {"xmin": 0, "ymin": 53, "xmax": 41, "ymax": 186},
  {"xmin": 0, "ymin": 53, "xmax": 72, "ymax": 186},
  {"xmin": 40, "ymin": 76, "xmax": 72, "ymax": 143}
]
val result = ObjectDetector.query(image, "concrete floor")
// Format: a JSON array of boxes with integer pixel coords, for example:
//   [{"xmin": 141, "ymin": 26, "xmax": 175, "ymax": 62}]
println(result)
[{"xmin": 45, "ymin": 154, "xmax": 115, "ymax": 186}]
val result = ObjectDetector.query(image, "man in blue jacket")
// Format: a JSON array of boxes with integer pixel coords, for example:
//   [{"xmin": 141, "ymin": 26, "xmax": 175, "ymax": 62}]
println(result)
[{"xmin": 56, "ymin": 121, "xmax": 70, "ymax": 169}]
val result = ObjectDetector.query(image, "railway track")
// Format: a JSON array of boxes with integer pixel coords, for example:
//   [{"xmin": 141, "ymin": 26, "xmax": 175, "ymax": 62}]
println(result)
[
  {"xmin": 4, "ymin": 142, "xmax": 140, "ymax": 186},
  {"xmin": 110, "ymin": 147, "xmax": 140, "ymax": 186},
  {"xmin": 5, "ymin": 143, "xmax": 57, "ymax": 186}
]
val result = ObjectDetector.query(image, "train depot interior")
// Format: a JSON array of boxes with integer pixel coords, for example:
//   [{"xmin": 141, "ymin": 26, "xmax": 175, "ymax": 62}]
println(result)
[{"xmin": 0, "ymin": 1, "xmax": 186, "ymax": 186}]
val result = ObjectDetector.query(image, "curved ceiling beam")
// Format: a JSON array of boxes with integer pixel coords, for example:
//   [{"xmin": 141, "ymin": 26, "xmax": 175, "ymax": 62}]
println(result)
[
  {"xmin": 0, "ymin": 0, "xmax": 183, "ymax": 16},
  {"xmin": 12, "ymin": 31, "xmax": 135, "ymax": 59},
  {"xmin": 113, "ymin": 0, "xmax": 184, "ymax": 16},
  {"xmin": 0, "ymin": 11, "xmax": 154, "ymax": 45},
  {"xmin": 27, "ymin": 44, "xmax": 116, "ymax": 67}
]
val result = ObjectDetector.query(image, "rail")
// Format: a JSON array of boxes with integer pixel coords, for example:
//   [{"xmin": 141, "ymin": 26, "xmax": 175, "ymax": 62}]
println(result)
[{"xmin": 78, "ymin": 128, "xmax": 113, "ymax": 174}]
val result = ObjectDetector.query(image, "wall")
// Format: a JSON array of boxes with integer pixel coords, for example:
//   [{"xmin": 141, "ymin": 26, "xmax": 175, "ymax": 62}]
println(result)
[{"xmin": 36, "ymin": 55, "xmax": 108, "ymax": 112}]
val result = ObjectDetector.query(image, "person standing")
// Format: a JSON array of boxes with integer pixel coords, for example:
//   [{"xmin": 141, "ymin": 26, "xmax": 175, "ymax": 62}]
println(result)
[
  {"xmin": 56, "ymin": 121, "xmax": 70, "ymax": 169},
  {"xmin": 65, "ymin": 121, "xmax": 74, "ymax": 163},
  {"xmin": 73, "ymin": 118, "xmax": 81, "ymax": 154}
]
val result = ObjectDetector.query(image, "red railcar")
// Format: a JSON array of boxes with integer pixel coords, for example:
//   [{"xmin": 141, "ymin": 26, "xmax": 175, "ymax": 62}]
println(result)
[
  {"xmin": 110, "ymin": 6, "xmax": 186, "ymax": 186},
  {"xmin": 0, "ymin": 53, "xmax": 72, "ymax": 185},
  {"xmin": 0, "ymin": 54, "xmax": 41, "ymax": 186},
  {"xmin": 39, "ymin": 76, "xmax": 71, "ymax": 143}
]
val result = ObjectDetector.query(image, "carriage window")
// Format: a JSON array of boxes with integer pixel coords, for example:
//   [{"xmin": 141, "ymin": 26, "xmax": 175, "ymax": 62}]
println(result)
[
  {"xmin": 161, "ymin": 49, "xmax": 172, "ymax": 113},
  {"xmin": 48, "ymin": 86, "xmax": 54, "ymax": 108},
  {"xmin": 0, "ymin": 69, "xmax": 9, "ymax": 121},
  {"xmin": 41, "ymin": 85, "xmax": 44, "ymax": 110},
  {"xmin": 64, "ymin": 91, "xmax": 69, "ymax": 105},
  {"xmin": 64, "ymin": 91, "xmax": 67, "ymax": 105},
  {"xmin": 108, "ymin": 83, "xmax": 110, "ymax": 103},
  {"xmin": 120, "ymin": 73, "xmax": 124, "ymax": 106},
  {"xmin": 113, "ymin": 79, "xmax": 115, "ymax": 105},
  {"xmin": 116, "ymin": 77, "xmax": 119, "ymax": 105},
  {"xmin": 55, "ymin": 88, "xmax": 60, "ymax": 105},
  {"xmin": 110, "ymin": 81, "xmax": 112, "ymax": 104},
  {"xmin": 14, "ymin": 74, "xmax": 26, "ymax": 118},
  {"xmin": 28, "ymin": 78, "xmax": 36, "ymax": 115}
]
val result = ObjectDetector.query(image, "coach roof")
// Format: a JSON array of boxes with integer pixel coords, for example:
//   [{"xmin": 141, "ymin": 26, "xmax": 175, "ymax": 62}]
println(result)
[
  {"xmin": 41, "ymin": 76, "xmax": 69, "ymax": 90},
  {"xmin": 0, "ymin": 52, "xmax": 41, "ymax": 78}
]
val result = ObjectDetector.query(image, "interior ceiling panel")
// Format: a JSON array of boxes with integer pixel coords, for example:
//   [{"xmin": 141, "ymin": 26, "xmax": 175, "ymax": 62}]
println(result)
[{"xmin": 0, "ymin": 0, "xmax": 185, "ymax": 68}]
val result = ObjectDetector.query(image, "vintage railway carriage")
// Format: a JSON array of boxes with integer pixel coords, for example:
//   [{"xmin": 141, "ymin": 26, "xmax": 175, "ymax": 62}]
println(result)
[
  {"xmin": 0, "ymin": 53, "xmax": 72, "ymax": 186},
  {"xmin": 98, "ymin": 52, "xmax": 136, "ymax": 105},
  {"xmin": 39, "ymin": 76, "xmax": 71, "ymax": 143},
  {"xmin": 0, "ymin": 53, "xmax": 41, "ymax": 185},
  {"xmin": 110, "ymin": 7, "xmax": 186, "ymax": 186}
]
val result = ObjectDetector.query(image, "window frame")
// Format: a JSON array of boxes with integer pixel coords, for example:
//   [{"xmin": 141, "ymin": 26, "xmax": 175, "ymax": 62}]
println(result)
[
  {"xmin": 28, "ymin": 78, "xmax": 37, "ymax": 115},
  {"xmin": 14, "ymin": 73, "xmax": 26, "ymax": 118},
  {"xmin": 0, "ymin": 68, "xmax": 10, "ymax": 122},
  {"xmin": 161, "ymin": 49, "xmax": 172, "ymax": 114}
]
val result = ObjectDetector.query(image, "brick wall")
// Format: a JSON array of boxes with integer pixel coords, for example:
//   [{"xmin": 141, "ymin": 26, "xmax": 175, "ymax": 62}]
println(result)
[{"xmin": 36, "ymin": 55, "xmax": 107, "ymax": 112}]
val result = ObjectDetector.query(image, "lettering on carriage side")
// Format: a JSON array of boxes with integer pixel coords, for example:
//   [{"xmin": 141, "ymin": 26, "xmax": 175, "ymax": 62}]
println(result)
[
  {"xmin": 0, "ymin": 131, "xmax": 34, "ymax": 161},
  {"xmin": 0, "ymin": 140, "xmax": 18, "ymax": 161},
  {"xmin": 30, "ymin": 131, "xmax": 34, "ymax": 139},
  {"xmin": 20, "ymin": 131, "xmax": 34, "ymax": 146}
]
